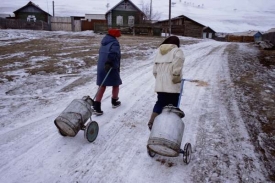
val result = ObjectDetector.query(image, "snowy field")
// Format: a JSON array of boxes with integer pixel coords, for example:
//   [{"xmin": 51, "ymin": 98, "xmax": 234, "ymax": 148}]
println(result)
[{"xmin": 0, "ymin": 29, "xmax": 274, "ymax": 182}]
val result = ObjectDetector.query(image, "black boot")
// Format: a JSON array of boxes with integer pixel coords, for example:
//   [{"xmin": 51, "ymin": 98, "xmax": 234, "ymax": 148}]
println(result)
[
  {"xmin": 111, "ymin": 98, "xmax": 121, "ymax": 108},
  {"xmin": 148, "ymin": 112, "xmax": 158, "ymax": 131},
  {"xmin": 93, "ymin": 101, "xmax": 103, "ymax": 116}
]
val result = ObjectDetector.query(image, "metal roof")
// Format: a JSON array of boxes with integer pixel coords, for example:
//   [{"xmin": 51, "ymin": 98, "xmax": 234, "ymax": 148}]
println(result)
[
  {"xmin": 105, "ymin": 0, "xmax": 145, "ymax": 16},
  {"xmin": 155, "ymin": 15, "xmax": 216, "ymax": 33},
  {"xmin": 266, "ymin": 28, "xmax": 275, "ymax": 33}
]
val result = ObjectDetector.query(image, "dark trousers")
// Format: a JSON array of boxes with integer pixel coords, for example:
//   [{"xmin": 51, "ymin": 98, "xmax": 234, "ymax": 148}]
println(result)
[{"xmin": 153, "ymin": 92, "xmax": 180, "ymax": 114}]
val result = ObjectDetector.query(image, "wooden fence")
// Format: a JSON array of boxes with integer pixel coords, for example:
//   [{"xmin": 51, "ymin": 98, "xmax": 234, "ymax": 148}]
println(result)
[
  {"xmin": 226, "ymin": 35, "xmax": 261, "ymax": 43},
  {"xmin": 226, "ymin": 35, "xmax": 246, "ymax": 42},
  {"xmin": 82, "ymin": 20, "xmax": 107, "ymax": 31},
  {"xmin": 51, "ymin": 17, "xmax": 81, "ymax": 31},
  {"xmin": 0, "ymin": 18, "xmax": 49, "ymax": 30},
  {"xmin": 94, "ymin": 24, "xmax": 162, "ymax": 36}
]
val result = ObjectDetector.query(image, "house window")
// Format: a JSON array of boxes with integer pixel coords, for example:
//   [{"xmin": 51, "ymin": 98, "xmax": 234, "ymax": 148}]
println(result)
[
  {"xmin": 107, "ymin": 13, "xmax": 112, "ymax": 26},
  {"xmin": 209, "ymin": 33, "xmax": 212, "ymax": 39},
  {"xmin": 116, "ymin": 16, "xmax": 123, "ymax": 26},
  {"xmin": 128, "ymin": 16, "xmax": 134, "ymax": 26},
  {"xmin": 27, "ymin": 15, "xmax": 36, "ymax": 22}
]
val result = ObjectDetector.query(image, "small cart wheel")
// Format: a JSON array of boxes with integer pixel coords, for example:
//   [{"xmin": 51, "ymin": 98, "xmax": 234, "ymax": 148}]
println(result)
[
  {"xmin": 147, "ymin": 148, "xmax": 156, "ymax": 158},
  {"xmin": 84, "ymin": 121, "xmax": 99, "ymax": 142},
  {"xmin": 58, "ymin": 129, "xmax": 67, "ymax": 136},
  {"xmin": 183, "ymin": 143, "xmax": 192, "ymax": 164}
]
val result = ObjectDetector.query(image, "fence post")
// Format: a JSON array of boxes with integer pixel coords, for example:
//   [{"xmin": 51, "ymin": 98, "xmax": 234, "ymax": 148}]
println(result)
[{"xmin": 71, "ymin": 17, "xmax": 74, "ymax": 32}]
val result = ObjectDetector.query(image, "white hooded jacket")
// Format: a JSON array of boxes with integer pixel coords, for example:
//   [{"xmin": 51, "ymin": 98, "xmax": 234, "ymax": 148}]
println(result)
[{"xmin": 153, "ymin": 44, "xmax": 185, "ymax": 93}]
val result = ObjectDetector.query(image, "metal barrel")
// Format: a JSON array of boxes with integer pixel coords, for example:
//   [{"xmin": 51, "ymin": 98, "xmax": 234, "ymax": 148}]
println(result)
[
  {"xmin": 54, "ymin": 96, "xmax": 93, "ymax": 137},
  {"xmin": 147, "ymin": 105, "xmax": 185, "ymax": 157}
]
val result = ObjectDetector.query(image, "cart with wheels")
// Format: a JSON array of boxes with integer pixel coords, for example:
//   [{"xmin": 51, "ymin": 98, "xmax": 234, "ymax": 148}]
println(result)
[
  {"xmin": 147, "ymin": 79, "xmax": 192, "ymax": 164},
  {"xmin": 54, "ymin": 68, "xmax": 115, "ymax": 142},
  {"xmin": 54, "ymin": 96, "xmax": 99, "ymax": 142}
]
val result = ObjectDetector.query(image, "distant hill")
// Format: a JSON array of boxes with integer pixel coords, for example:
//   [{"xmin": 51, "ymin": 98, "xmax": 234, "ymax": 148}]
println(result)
[{"xmin": 1, "ymin": 0, "xmax": 275, "ymax": 33}]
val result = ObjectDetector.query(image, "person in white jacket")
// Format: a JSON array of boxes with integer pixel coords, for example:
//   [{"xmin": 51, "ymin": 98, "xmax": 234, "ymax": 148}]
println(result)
[{"xmin": 148, "ymin": 36, "xmax": 185, "ymax": 130}]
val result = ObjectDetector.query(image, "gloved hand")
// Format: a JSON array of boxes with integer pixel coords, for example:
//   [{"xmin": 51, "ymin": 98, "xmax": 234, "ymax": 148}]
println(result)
[
  {"xmin": 172, "ymin": 75, "xmax": 181, "ymax": 83},
  {"xmin": 104, "ymin": 61, "xmax": 113, "ymax": 72}
]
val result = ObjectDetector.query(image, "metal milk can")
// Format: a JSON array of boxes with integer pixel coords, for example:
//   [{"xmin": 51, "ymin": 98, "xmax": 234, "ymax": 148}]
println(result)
[
  {"xmin": 147, "ymin": 105, "xmax": 185, "ymax": 157},
  {"xmin": 54, "ymin": 96, "xmax": 93, "ymax": 137}
]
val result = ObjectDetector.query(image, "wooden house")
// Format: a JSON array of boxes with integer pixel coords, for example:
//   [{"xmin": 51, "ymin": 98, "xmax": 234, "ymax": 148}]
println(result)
[
  {"xmin": 105, "ymin": 0, "xmax": 146, "ymax": 27},
  {"xmin": 13, "ymin": 1, "xmax": 51, "ymax": 23},
  {"xmin": 93, "ymin": 0, "xmax": 161, "ymax": 36},
  {"xmin": 226, "ymin": 31, "xmax": 262, "ymax": 42},
  {"xmin": 154, "ymin": 15, "xmax": 216, "ymax": 39},
  {"xmin": 263, "ymin": 28, "xmax": 275, "ymax": 45},
  {"xmin": 0, "ymin": 1, "xmax": 50, "ymax": 30}
]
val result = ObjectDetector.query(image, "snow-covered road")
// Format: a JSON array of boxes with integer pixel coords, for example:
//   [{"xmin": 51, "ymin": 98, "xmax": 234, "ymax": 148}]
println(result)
[{"xmin": 0, "ymin": 31, "xmax": 270, "ymax": 182}]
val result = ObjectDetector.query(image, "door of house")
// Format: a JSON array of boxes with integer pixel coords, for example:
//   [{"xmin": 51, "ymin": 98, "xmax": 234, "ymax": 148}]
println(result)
[
  {"xmin": 209, "ymin": 33, "xmax": 213, "ymax": 39},
  {"xmin": 203, "ymin": 32, "xmax": 207, "ymax": 39},
  {"xmin": 74, "ymin": 20, "xmax": 81, "ymax": 32}
]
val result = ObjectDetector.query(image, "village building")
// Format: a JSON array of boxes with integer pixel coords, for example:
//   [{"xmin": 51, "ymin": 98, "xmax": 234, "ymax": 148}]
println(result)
[
  {"xmin": 226, "ymin": 30, "xmax": 262, "ymax": 42},
  {"xmin": 105, "ymin": 0, "xmax": 146, "ymax": 27},
  {"xmin": 0, "ymin": 1, "xmax": 51, "ymax": 30},
  {"xmin": 81, "ymin": 14, "xmax": 106, "ymax": 31},
  {"xmin": 154, "ymin": 15, "xmax": 216, "ymax": 39},
  {"xmin": 13, "ymin": 1, "xmax": 52, "ymax": 24},
  {"xmin": 93, "ymin": 0, "xmax": 161, "ymax": 36},
  {"xmin": 263, "ymin": 28, "xmax": 275, "ymax": 45}
]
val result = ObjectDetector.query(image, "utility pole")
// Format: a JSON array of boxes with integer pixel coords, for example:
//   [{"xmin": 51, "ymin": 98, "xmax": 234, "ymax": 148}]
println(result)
[
  {"xmin": 169, "ymin": 0, "xmax": 171, "ymax": 36},
  {"xmin": 106, "ymin": 3, "xmax": 110, "ymax": 11},
  {"xmin": 150, "ymin": 0, "xmax": 152, "ymax": 21},
  {"xmin": 52, "ymin": 1, "xmax": 55, "ymax": 17}
]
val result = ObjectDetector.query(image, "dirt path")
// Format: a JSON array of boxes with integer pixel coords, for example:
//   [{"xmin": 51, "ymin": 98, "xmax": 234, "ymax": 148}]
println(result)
[
  {"xmin": 225, "ymin": 43, "xmax": 275, "ymax": 181},
  {"xmin": 0, "ymin": 30, "xmax": 273, "ymax": 182}
]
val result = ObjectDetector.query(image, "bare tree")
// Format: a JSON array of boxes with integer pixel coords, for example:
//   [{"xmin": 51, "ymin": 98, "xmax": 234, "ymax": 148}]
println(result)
[{"xmin": 139, "ymin": 0, "xmax": 162, "ymax": 22}]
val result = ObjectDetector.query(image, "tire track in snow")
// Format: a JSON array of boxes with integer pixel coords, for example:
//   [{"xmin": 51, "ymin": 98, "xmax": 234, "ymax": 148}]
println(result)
[
  {"xmin": 0, "ymin": 59, "xmax": 153, "ymax": 168},
  {"xmin": 69, "ymin": 68, "xmax": 193, "ymax": 183},
  {"xmin": 68, "ymin": 63, "xmax": 157, "ymax": 182},
  {"xmin": 0, "ymin": 56, "xmax": 158, "ymax": 183},
  {"xmin": 186, "ymin": 43, "xmax": 267, "ymax": 182},
  {"xmin": 180, "ymin": 41, "xmax": 227, "ymax": 150}
]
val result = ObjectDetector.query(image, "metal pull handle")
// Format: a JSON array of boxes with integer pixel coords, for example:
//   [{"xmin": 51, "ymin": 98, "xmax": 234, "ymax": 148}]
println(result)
[
  {"xmin": 93, "ymin": 67, "xmax": 113, "ymax": 101},
  {"xmin": 177, "ymin": 79, "xmax": 194, "ymax": 108}
]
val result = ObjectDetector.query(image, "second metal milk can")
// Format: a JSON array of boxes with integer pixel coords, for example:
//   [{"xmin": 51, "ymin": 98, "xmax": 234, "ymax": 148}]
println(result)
[{"xmin": 147, "ymin": 105, "xmax": 185, "ymax": 157}]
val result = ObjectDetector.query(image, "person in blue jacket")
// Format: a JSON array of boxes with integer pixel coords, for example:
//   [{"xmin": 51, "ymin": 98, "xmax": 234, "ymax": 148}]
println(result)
[{"xmin": 93, "ymin": 29, "xmax": 122, "ymax": 116}]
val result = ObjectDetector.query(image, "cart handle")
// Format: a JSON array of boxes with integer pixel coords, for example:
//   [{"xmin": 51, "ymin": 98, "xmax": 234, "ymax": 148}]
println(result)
[
  {"xmin": 93, "ymin": 68, "xmax": 113, "ymax": 100},
  {"xmin": 177, "ymin": 79, "xmax": 194, "ymax": 108}
]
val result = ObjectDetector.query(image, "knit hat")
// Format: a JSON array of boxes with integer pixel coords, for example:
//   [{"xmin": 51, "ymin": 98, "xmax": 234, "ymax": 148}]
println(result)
[
  {"xmin": 108, "ymin": 29, "xmax": 121, "ymax": 37},
  {"xmin": 160, "ymin": 36, "xmax": 180, "ymax": 47}
]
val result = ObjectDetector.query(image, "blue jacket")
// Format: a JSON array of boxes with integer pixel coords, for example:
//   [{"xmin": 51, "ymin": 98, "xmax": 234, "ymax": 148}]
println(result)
[{"xmin": 96, "ymin": 34, "xmax": 122, "ymax": 86}]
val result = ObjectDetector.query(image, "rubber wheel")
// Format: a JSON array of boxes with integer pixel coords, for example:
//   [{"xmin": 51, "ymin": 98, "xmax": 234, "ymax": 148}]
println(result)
[
  {"xmin": 147, "ymin": 148, "xmax": 156, "ymax": 158},
  {"xmin": 84, "ymin": 121, "xmax": 99, "ymax": 142},
  {"xmin": 183, "ymin": 143, "xmax": 192, "ymax": 164}
]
